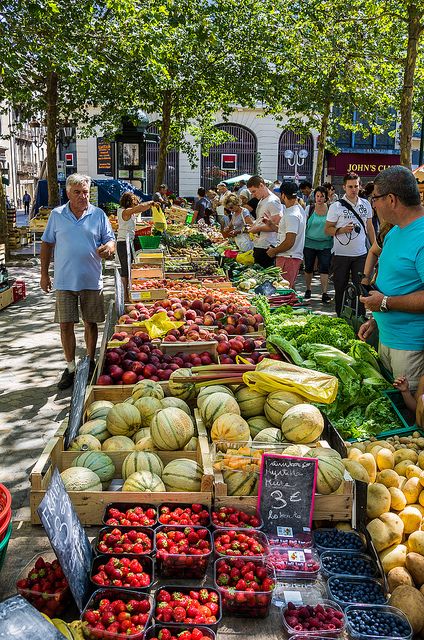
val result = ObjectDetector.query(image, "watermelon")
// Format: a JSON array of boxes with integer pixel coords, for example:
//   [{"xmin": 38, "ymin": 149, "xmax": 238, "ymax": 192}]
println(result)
[
  {"xmin": 247, "ymin": 416, "xmax": 274, "ymax": 439},
  {"xmin": 107, "ymin": 403, "xmax": 140, "ymax": 437},
  {"xmin": 200, "ymin": 392, "xmax": 240, "ymax": 428},
  {"xmin": 306, "ymin": 448, "xmax": 345, "ymax": 494},
  {"xmin": 122, "ymin": 451, "xmax": 163, "ymax": 480},
  {"xmin": 102, "ymin": 436, "xmax": 135, "ymax": 452},
  {"xmin": 133, "ymin": 397, "xmax": 162, "ymax": 428},
  {"xmin": 150, "ymin": 407, "xmax": 194, "ymax": 450},
  {"xmin": 281, "ymin": 404, "xmax": 324, "ymax": 444},
  {"xmin": 197, "ymin": 385, "xmax": 234, "ymax": 410},
  {"xmin": 264, "ymin": 390, "xmax": 304, "ymax": 426},
  {"xmin": 223, "ymin": 469, "xmax": 257, "ymax": 496},
  {"xmin": 69, "ymin": 434, "xmax": 101, "ymax": 451},
  {"xmin": 71, "ymin": 451, "xmax": 115, "ymax": 484},
  {"xmin": 79, "ymin": 419, "xmax": 110, "ymax": 443},
  {"xmin": 252, "ymin": 427, "xmax": 283, "ymax": 445},
  {"xmin": 162, "ymin": 459, "xmax": 203, "ymax": 492},
  {"xmin": 161, "ymin": 397, "xmax": 191, "ymax": 415},
  {"xmin": 60, "ymin": 467, "xmax": 102, "ymax": 492},
  {"xmin": 132, "ymin": 379, "xmax": 164, "ymax": 402},
  {"xmin": 123, "ymin": 470, "xmax": 165, "ymax": 492},
  {"xmin": 168, "ymin": 368, "xmax": 197, "ymax": 401},
  {"xmin": 235, "ymin": 386, "xmax": 267, "ymax": 419},
  {"xmin": 86, "ymin": 400, "xmax": 114, "ymax": 421},
  {"xmin": 211, "ymin": 414, "xmax": 250, "ymax": 443}
]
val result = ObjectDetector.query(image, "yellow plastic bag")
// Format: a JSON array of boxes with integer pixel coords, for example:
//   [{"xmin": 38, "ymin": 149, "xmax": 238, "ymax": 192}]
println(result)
[
  {"xmin": 151, "ymin": 204, "xmax": 167, "ymax": 232},
  {"xmin": 242, "ymin": 358, "xmax": 338, "ymax": 404},
  {"xmin": 236, "ymin": 249, "xmax": 254, "ymax": 265},
  {"xmin": 144, "ymin": 311, "xmax": 184, "ymax": 339}
]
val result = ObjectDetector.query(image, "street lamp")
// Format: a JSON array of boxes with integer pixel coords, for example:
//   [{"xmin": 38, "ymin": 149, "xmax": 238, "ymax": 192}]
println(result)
[
  {"xmin": 284, "ymin": 148, "xmax": 309, "ymax": 180},
  {"xmin": 29, "ymin": 117, "xmax": 74, "ymax": 148}
]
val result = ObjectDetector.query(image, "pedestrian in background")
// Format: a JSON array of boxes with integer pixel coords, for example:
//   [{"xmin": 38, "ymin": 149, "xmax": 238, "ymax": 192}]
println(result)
[
  {"xmin": 193, "ymin": 187, "xmax": 212, "ymax": 224},
  {"xmin": 303, "ymin": 186, "xmax": 333, "ymax": 303},
  {"xmin": 153, "ymin": 184, "xmax": 169, "ymax": 210},
  {"xmin": 23, "ymin": 190, "xmax": 31, "ymax": 216},
  {"xmin": 246, "ymin": 175, "xmax": 282, "ymax": 267},
  {"xmin": 222, "ymin": 194, "xmax": 254, "ymax": 251},
  {"xmin": 299, "ymin": 180, "xmax": 314, "ymax": 205},
  {"xmin": 40, "ymin": 173, "xmax": 116, "ymax": 389}
]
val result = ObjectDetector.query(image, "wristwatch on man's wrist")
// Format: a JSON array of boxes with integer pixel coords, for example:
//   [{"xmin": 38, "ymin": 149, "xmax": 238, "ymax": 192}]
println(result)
[{"xmin": 379, "ymin": 295, "xmax": 389, "ymax": 312}]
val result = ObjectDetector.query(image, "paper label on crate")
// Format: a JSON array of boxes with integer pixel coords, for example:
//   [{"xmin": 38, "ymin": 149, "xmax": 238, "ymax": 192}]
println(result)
[
  {"xmin": 277, "ymin": 526, "xmax": 293, "ymax": 537},
  {"xmin": 283, "ymin": 590, "xmax": 303, "ymax": 605},
  {"xmin": 287, "ymin": 550, "xmax": 305, "ymax": 562},
  {"xmin": 140, "ymin": 291, "xmax": 152, "ymax": 299}
]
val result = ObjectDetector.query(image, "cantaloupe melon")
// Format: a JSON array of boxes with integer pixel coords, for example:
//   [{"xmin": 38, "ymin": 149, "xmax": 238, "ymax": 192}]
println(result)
[
  {"xmin": 161, "ymin": 397, "xmax": 191, "ymax": 415},
  {"xmin": 106, "ymin": 403, "xmax": 140, "ymax": 437},
  {"xmin": 71, "ymin": 451, "xmax": 115, "ymax": 484},
  {"xmin": 247, "ymin": 416, "xmax": 274, "ymax": 439},
  {"xmin": 162, "ymin": 459, "xmax": 203, "ymax": 491},
  {"xmin": 168, "ymin": 368, "xmax": 197, "ymax": 400},
  {"xmin": 197, "ymin": 385, "xmax": 234, "ymax": 410},
  {"xmin": 134, "ymin": 436, "xmax": 157, "ymax": 451},
  {"xmin": 132, "ymin": 379, "xmax": 164, "ymax": 401},
  {"xmin": 184, "ymin": 437, "xmax": 198, "ymax": 451},
  {"xmin": 86, "ymin": 400, "xmax": 114, "ymax": 421},
  {"xmin": 150, "ymin": 407, "xmax": 194, "ymax": 450},
  {"xmin": 123, "ymin": 470, "xmax": 165, "ymax": 492},
  {"xmin": 69, "ymin": 434, "xmax": 101, "ymax": 451},
  {"xmin": 264, "ymin": 390, "xmax": 304, "ymax": 426},
  {"xmin": 211, "ymin": 414, "xmax": 250, "ymax": 443},
  {"xmin": 253, "ymin": 427, "xmax": 282, "ymax": 445},
  {"xmin": 133, "ymin": 397, "xmax": 162, "ymax": 428},
  {"xmin": 281, "ymin": 404, "xmax": 324, "ymax": 443},
  {"xmin": 133, "ymin": 428, "xmax": 151, "ymax": 443},
  {"xmin": 200, "ymin": 392, "xmax": 240, "ymax": 428},
  {"xmin": 79, "ymin": 419, "xmax": 110, "ymax": 443},
  {"xmin": 235, "ymin": 386, "xmax": 267, "ymax": 419},
  {"xmin": 122, "ymin": 451, "xmax": 163, "ymax": 480},
  {"xmin": 102, "ymin": 435, "xmax": 135, "ymax": 452},
  {"xmin": 306, "ymin": 448, "xmax": 345, "ymax": 494},
  {"xmin": 223, "ymin": 469, "xmax": 258, "ymax": 496},
  {"xmin": 60, "ymin": 467, "xmax": 102, "ymax": 492}
]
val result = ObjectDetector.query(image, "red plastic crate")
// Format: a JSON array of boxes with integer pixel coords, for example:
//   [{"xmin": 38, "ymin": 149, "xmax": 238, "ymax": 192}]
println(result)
[{"xmin": 12, "ymin": 280, "xmax": 26, "ymax": 302}]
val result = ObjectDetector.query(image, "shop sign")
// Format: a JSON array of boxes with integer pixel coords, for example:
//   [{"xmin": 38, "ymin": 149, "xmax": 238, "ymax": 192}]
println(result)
[
  {"xmin": 221, "ymin": 153, "xmax": 237, "ymax": 170},
  {"xmin": 0, "ymin": 595, "xmax": 66, "ymax": 639},
  {"xmin": 327, "ymin": 152, "xmax": 400, "ymax": 176},
  {"xmin": 257, "ymin": 454, "xmax": 317, "ymax": 537},
  {"xmin": 97, "ymin": 137, "xmax": 114, "ymax": 176},
  {"xmin": 65, "ymin": 152, "xmax": 74, "ymax": 167}
]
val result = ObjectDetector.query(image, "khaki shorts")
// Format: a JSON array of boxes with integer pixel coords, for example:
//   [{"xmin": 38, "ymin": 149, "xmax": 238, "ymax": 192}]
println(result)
[
  {"xmin": 379, "ymin": 343, "xmax": 424, "ymax": 392},
  {"xmin": 54, "ymin": 289, "xmax": 105, "ymax": 324}
]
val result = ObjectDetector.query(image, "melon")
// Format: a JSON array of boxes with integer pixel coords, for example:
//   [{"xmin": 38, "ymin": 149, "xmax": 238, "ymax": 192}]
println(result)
[
  {"xmin": 123, "ymin": 470, "xmax": 165, "ymax": 492},
  {"xmin": 133, "ymin": 428, "xmax": 151, "ymax": 443},
  {"xmin": 162, "ymin": 459, "xmax": 203, "ymax": 491},
  {"xmin": 133, "ymin": 397, "xmax": 162, "ymax": 428},
  {"xmin": 168, "ymin": 368, "xmax": 197, "ymax": 401},
  {"xmin": 197, "ymin": 385, "xmax": 234, "ymax": 410},
  {"xmin": 253, "ymin": 427, "xmax": 283, "ymax": 445},
  {"xmin": 135, "ymin": 436, "xmax": 157, "ymax": 451},
  {"xmin": 71, "ymin": 451, "xmax": 115, "ymax": 484},
  {"xmin": 264, "ymin": 390, "xmax": 304, "ymax": 426},
  {"xmin": 200, "ymin": 392, "xmax": 240, "ymax": 428},
  {"xmin": 79, "ymin": 419, "xmax": 110, "ymax": 443},
  {"xmin": 223, "ymin": 469, "xmax": 258, "ymax": 496},
  {"xmin": 283, "ymin": 444, "xmax": 311, "ymax": 456},
  {"xmin": 69, "ymin": 434, "xmax": 101, "ymax": 451},
  {"xmin": 124, "ymin": 396, "xmax": 134, "ymax": 404},
  {"xmin": 247, "ymin": 416, "xmax": 274, "ymax": 439},
  {"xmin": 161, "ymin": 397, "xmax": 191, "ymax": 415},
  {"xmin": 102, "ymin": 435, "xmax": 135, "ymax": 452},
  {"xmin": 281, "ymin": 404, "xmax": 324, "ymax": 443},
  {"xmin": 151, "ymin": 407, "xmax": 194, "ymax": 450},
  {"xmin": 60, "ymin": 467, "xmax": 102, "ymax": 492},
  {"xmin": 211, "ymin": 414, "xmax": 250, "ymax": 443},
  {"xmin": 86, "ymin": 400, "xmax": 114, "ymax": 421},
  {"xmin": 306, "ymin": 448, "xmax": 345, "ymax": 494},
  {"xmin": 184, "ymin": 436, "xmax": 198, "ymax": 451},
  {"xmin": 106, "ymin": 403, "xmax": 140, "ymax": 437},
  {"xmin": 235, "ymin": 386, "xmax": 267, "ymax": 419},
  {"xmin": 122, "ymin": 451, "xmax": 163, "ymax": 480},
  {"xmin": 132, "ymin": 379, "xmax": 164, "ymax": 401}
]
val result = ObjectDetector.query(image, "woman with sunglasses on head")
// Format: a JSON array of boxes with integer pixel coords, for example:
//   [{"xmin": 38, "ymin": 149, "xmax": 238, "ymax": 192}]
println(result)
[
  {"xmin": 303, "ymin": 186, "xmax": 334, "ymax": 303},
  {"xmin": 222, "ymin": 193, "xmax": 254, "ymax": 252}
]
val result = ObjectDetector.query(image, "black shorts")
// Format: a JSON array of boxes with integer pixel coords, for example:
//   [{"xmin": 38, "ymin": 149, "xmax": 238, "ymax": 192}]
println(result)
[
  {"xmin": 117, "ymin": 240, "xmax": 134, "ymax": 278},
  {"xmin": 253, "ymin": 247, "xmax": 275, "ymax": 268},
  {"xmin": 303, "ymin": 247, "xmax": 332, "ymax": 274}
]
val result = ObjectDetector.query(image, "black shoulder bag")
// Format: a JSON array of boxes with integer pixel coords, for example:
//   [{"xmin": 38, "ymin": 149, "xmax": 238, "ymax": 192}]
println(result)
[{"xmin": 340, "ymin": 198, "xmax": 371, "ymax": 251}]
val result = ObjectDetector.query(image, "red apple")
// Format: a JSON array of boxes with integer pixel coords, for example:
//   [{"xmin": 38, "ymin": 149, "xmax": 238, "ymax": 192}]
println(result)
[
  {"xmin": 122, "ymin": 370, "xmax": 137, "ymax": 384},
  {"xmin": 97, "ymin": 375, "xmax": 113, "ymax": 385}
]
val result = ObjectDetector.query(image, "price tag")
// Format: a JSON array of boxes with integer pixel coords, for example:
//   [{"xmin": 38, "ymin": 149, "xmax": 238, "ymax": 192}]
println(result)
[
  {"xmin": 283, "ymin": 590, "xmax": 303, "ymax": 606},
  {"xmin": 287, "ymin": 550, "xmax": 305, "ymax": 562},
  {"xmin": 140, "ymin": 291, "xmax": 152, "ymax": 299},
  {"xmin": 277, "ymin": 526, "xmax": 293, "ymax": 537}
]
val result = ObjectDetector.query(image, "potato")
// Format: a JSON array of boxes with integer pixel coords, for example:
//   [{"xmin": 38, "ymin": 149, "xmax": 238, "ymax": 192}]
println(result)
[
  {"xmin": 389, "ymin": 487, "xmax": 408, "ymax": 511},
  {"xmin": 403, "ymin": 477, "xmax": 422, "ymax": 504},
  {"xmin": 405, "ymin": 552, "xmax": 424, "ymax": 587},
  {"xmin": 398, "ymin": 476, "xmax": 408, "ymax": 490},
  {"xmin": 387, "ymin": 566, "xmax": 414, "ymax": 591},
  {"xmin": 335, "ymin": 522, "xmax": 354, "ymax": 531},
  {"xmin": 377, "ymin": 469, "xmax": 400, "ymax": 488},
  {"xmin": 399, "ymin": 506, "xmax": 423, "ymax": 534},
  {"xmin": 408, "ymin": 531, "xmax": 424, "ymax": 555},
  {"xmin": 348, "ymin": 447, "xmax": 365, "ymax": 461},
  {"xmin": 388, "ymin": 585, "xmax": 424, "ymax": 633},
  {"xmin": 406, "ymin": 465, "xmax": 424, "ymax": 480},
  {"xmin": 411, "ymin": 503, "xmax": 424, "ymax": 517},
  {"xmin": 418, "ymin": 451, "xmax": 424, "ymax": 470},
  {"xmin": 419, "ymin": 490, "xmax": 424, "ymax": 507},
  {"xmin": 380, "ymin": 543, "xmax": 407, "ymax": 572},
  {"xmin": 367, "ymin": 512, "xmax": 404, "ymax": 552},
  {"xmin": 343, "ymin": 459, "xmax": 370, "ymax": 483},
  {"xmin": 358, "ymin": 453, "xmax": 377, "ymax": 483},
  {"xmin": 395, "ymin": 460, "xmax": 416, "ymax": 476},
  {"xmin": 376, "ymin": 447, "xmax": 395, "ymax": 470},
  {"xmin": 375, "ymin": 440, "xmax": 395, "ymax": 452},
  {"xmin": 394, "ymin": 449, "xmax": 418, "ymax": 465},
  {"xmin": 353, "ymin": 441, "xmax": 366, "ymax": 453},
  {"xmin": 367, "ymin": 483, "xmax": 391, "ymax": 518},
  {"xmin": 369, "ymin": 444, "xmax": 384, "ymax": 457}
]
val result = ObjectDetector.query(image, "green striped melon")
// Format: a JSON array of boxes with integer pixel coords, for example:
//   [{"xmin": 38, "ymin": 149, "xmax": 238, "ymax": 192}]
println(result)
[
  {"xmin": 122, "ymin": 451, "xmax": 163, "ymax": 480},
  {"xmin": 133, "ymin": 428, "xmax": 151, "ymax": 443},
  {"xmin": 200, "ymin": 393, "xmax": 240, "ymax": 428},
  {"xmin": 281, "ymin": 404, "xmax": 324, "ymax": 444},
  {"xmin": 306, "ymin": 448, "xmax": 345, "ymax": 494},
  {"xmin": 135, "ymin": 436, "xmax": 157, "ymax": 451},
  {"xmin": 151, "ymin": 407, "xmax": 194, "ymax": 450},
  {"xmin": 71, "ymin": 451, "xmax": 115, "ymax": 484},
  {"xmin": 211, "ymin": 414, "xmax": 250, "ymax": 443},
  {"xmin": 235, "ymin": 386, "xmax": 267, "ymax": 419},
  {"xmin": 184, "ymin": 436, "xmax": 198, "ymax": 451},
  {"xmin": 69, "ymin": 434, "xmax": 101, "ymax": 451},
  {"xmin": 197, "ymin": 385, "xmax": 234, "ymax": 410},
  {"xmin": 168, "ymin": 368, "xmax": 197, "ymax": 401},
  {"xmin": 106, "ymin": 403, "xmax": 140, "ymax": 437},
  {"xmin": 223, "ymin": 469, "xmax": 258, "ymax": 496},
  {"xmin": 247, "ymin": 416, "xmax": 274, "ymax": 439},
  {"xmin": 253, "ymin": 427, "xmax": 283, "ymax": 445},
  {"xmin": 102, "ymin": 435, "xmax": 135, "ymax": 452},
  {"xmin": 161, "ymin": 397, "xmax": 191, "ymax": 416},
  {"xmin": 123, "ymin": 470, "xmax": 165, "ymax": 492},
  {"xmin": 264, "ymin": 390, "xmax": 304, "ymax": 426},
  {"xmin": 86, "ymin": 400, "xmax": 114, "ymax": 421},
  {"xmin": 124, "ymin": 396, "xmax": 134, "ymax": 404},
  {"xmin": 132, "ymin": 379, "xmax": 164, "ymax": 401},
  {"xmin": 162, "ymin": 459, "xmax": 203, "ymax": 491},
  {"xmin": 79, "ymin": 419, "xmax": 110, "ymax": 443},
  {"xmin": 60, "ymin": 467, "xmax": 102, "ymax": 492},
  {"xmin": 133, "ymin": 397, "xmax": 162, "ymax": 427}
]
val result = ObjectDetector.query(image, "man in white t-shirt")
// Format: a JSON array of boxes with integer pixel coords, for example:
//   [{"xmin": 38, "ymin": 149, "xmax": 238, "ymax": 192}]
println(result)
[
  {"xmin": 325, "ymin": 172, "xmax": 375, "ymax": 316},
  {"xmin": 246, "ymin": 175, "xmax": 282, "ymax": 267},
  {"xmin": 267, "ymin": 181, "xmax": 306, "ymax": 288}
]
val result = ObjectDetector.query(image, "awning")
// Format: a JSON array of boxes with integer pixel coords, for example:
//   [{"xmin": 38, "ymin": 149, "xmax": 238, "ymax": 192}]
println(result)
[{"xmin": 223, "ymin": 173, "xmax": 252, "ymax": 185}]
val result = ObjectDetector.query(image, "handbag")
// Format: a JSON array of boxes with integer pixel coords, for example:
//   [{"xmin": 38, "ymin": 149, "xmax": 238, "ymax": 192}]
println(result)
[{"xmin": 340, "ymin": 198, "xmax": 371, "ymax": 251}]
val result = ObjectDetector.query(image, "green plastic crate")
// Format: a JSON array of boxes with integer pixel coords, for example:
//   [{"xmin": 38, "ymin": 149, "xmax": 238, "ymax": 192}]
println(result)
[
  {"xmin": 383, "ymin": 389, "xmax": 416, "ymax": 429},
  {"xmin": 0, "ymin": 522, "xmax": 12, "ymax": 572},
  {"xmin": 136, "ymin": 235, "xmax": 162, "ymax": 250}
]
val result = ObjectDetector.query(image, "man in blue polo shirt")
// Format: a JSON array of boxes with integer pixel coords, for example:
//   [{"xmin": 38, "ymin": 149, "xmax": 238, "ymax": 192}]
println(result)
[{"xmin": 41, "ymin": 173, "xmax": 115, "ymax": 389}]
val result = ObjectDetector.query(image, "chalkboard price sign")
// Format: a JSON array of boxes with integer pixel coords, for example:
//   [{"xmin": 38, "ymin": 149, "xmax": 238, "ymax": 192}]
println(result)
[
  {"xmin": 64, "ymin": 356, "xmax": 90, "ymax": 449},
  {"xmin": 257, "ymin": 453, "xmax": 318, "ymax": 536},
  {"xmin": 37, "ymin": 468, "xmax": 93, "ymax": 612},
  {"xmin": 0, "ymin": 595, "xmax": 67, "ymax": 639}
]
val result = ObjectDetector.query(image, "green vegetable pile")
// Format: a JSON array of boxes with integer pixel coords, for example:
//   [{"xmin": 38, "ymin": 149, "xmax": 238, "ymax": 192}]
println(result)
[
  {"xmin": 163, "ymin": 232, "xmax": 212, "ymax": 248},
  {"xmin": 231, "ymin": 265, "xmax": 282, "ymax": 290}
]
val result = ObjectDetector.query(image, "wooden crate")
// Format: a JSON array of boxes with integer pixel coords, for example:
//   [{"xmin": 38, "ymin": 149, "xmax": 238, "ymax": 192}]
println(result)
[
  {"xmin": 131, "ymin": 268, "xmax": 164, "ymax": 279},
  {"xmin": 130, "ymin": 288, "xmax": 167, "ymax": 301},
  {"xmin": 0, "ymin": 287, "xmax": 13, "ymax": 310}
]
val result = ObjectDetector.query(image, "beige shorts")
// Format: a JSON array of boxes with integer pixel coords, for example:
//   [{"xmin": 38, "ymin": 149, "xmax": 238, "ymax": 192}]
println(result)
[
  {"xmin": 54, "ymin": 289, "xmax": 105, "ymax": 324},
  {"xmin": 379, "ymin": 343, "xmax": 424, "ymax": 391}
]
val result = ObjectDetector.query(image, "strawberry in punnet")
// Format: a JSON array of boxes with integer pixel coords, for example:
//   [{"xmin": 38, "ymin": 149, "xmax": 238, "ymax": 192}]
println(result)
[
  {"xmin": 96, "ymin": 527, "xmax": 152, "ymax": 555},
  {"xmin": 149, "ymin": 628, "xmax": 212, "ymax": 640},
  {"xmin": 16, "ymin": 556, "xmax": 70, "ymax": 616},
  {"xmin": 215, "ymin": 557, "xmax": 275, "ymax": 618},
  {"xmin": 83, "ymin": 594, "xmax": 151, "ymax": 638},
  {"xmin": 213, "ymin": 529, "xmax": 268, "ymax": 557},
  {"xmin": 211, "ymin": 506, "xmax": 261, "ymax": 529},
  {"xmin": 91, "ymin": 556, "xmax": 152, "ymax": 589},
  {"xmin": 105, "ymin": 505, "xmax": 157, "ymax": 527},
  {"xmin": 154, "ymin": 588, "xmax": 220, "ymax": 625},
  {"xmin": 156, "ymin": 526, "xmax": 212, "ymax": 578},
  {"xmin": 158, "ymin": 504, "xmax": 210, "ymax": 526}
]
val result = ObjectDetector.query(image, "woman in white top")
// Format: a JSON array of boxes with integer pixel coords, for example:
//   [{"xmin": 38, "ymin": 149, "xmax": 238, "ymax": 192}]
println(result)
[
  {"xmin": 222, "ymin": 194, "xmax": 254, "ymax": 251},
  {"xmin": 117, "ymin": 191, "xmax": 154, "ymax": 301}
]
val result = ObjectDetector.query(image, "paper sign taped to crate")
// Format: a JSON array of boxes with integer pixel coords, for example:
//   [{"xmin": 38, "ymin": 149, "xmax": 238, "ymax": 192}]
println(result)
[{"xmin": 0, "ymin": 595, "xmax": 67, "ymax": 639}]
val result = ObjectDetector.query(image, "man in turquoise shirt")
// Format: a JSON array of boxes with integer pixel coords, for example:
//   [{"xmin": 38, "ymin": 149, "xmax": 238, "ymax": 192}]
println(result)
[
  {"xmin": 41, "ymin": 173, "xmax": 115, "ymax": 389},
  {"xmin": 359, "ymin": 166, "xmax": 424, "ymax": 391}
]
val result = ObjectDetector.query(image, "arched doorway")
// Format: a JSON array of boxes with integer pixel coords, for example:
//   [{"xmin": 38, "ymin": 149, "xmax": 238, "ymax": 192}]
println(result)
[
  {"xmin": 201, "ymin": 123, "xmax": 257, "ymax": 191},
  {"xmin": 277, "ymin": 131, "xmax": 314, "ymax": 182},
  {"xmin": 146, "ymin": 123, "xmax": 179, "ymax": 195}
]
